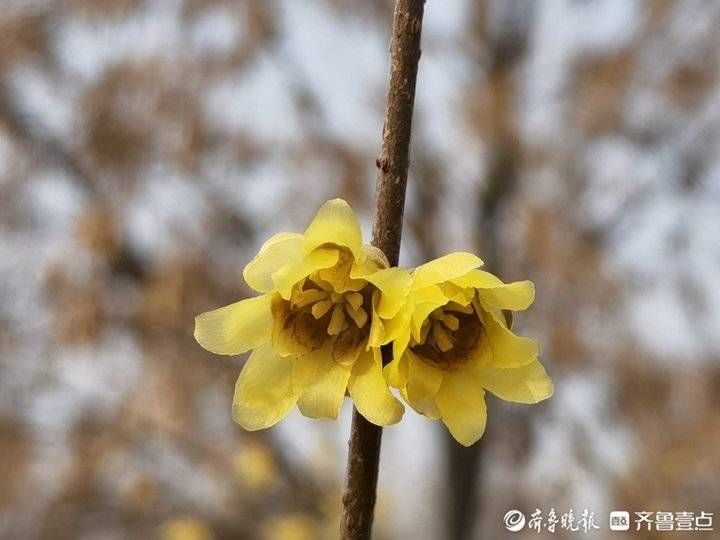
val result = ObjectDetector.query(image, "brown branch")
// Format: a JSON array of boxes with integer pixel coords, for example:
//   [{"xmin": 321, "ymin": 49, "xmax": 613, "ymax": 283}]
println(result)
[
  {"xmin": 340, "ymin": 1, "xmax": 425, "ymax": 539},
  {"xmin": 370, "ymin": 1, "xmax": 424, "ymax": 268}
]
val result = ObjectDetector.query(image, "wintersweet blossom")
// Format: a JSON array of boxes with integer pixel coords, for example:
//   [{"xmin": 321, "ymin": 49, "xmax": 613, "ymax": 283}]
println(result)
[
  {"xmin": 194, "ymin": 199, "xmax": 405, "ymax": 430},
  {"xmin": 374, "ymin": 253, "xmax": 553, "ymax": 446}
]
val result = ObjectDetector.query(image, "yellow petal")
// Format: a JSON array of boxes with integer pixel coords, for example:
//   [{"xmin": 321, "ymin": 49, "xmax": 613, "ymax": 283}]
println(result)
[
  {"xmin": 243, "ymin": 232, "xmax": 304, "ymax": 293},
  {"xmin": 410, "ymin": 286, "xmax": 449, "ymax": 342},
  {"xmin": 435, "ymin": 371, "xmax": 488, "ymax": 446},
  {"xmin": 363, "ymin": 244, "xmax": 390, "ymax": 269},
  {"xmin": 439, "ymin": 282, "xmax": 476, "ymax": 305},
  {"xmin": 368, "ymin": 295, "xmax": 413, "ymax": 348},
  {"xmin": 297, "ymin": 353, "xmax": 352, "ymax": 420},
  {"xmin": 348, "ymin": 349, "xmax": 404, "ymax": 426},
  {"xmin": 412, "ymin": 252, "xmax": 483, "ymax": 291},
  {"xmin": 480, "ymin": 280, "xmax": 534, "ymax": 310},
  {"xmin": 303, "ymin": 199, "xmax": 365, "ymax": 262},
  {"xmin": 368, "ymin": 306, "xmax": 387, "ymax": 348},
  {"xmin": 194, "ymin": 294, "xmax": 272, "ymax": 355},
  {"xmin": 451, "ymin": 268, "xmax": 501, "ymax": 289},
  {"xmin": 405, "ymin": 350, "xmax": 444, "ymax": 403},
  {"xmin": 351, "ymin": 245, "xmax": 389, "ymax": 278},
  {"xmin": 232, "ymin": 343, "xmax": 298, "ymax": 430},
  {"xmin": 292, "ymin": 343, "xmax": 327, "ymax": 394},
  {"xmin": 316, "ymin": 252, "xmax": 367, "ymax": 293},
  {"xmin": 364, "ymin": 245, "xmax": 389, "ymax": 268},
  {"xmin": 391, "ymin": 327, "xmax": 412, "ymax": 366},
  {"xmin": 401, "ymin": 387, "xmax": 441, "ymax": 419},
  {"xmin": 383, "ymin": 353, "xmax": 409, "ymax": 389},
  {"xmin": 481, "ymin": 308, "xmax": 539, "ymax": 368},
  {"xmin": 478, "ymin": 359, "xmax": 553, "ymax": 404},
  {"xmin": 363, "ymin": 267, "xmax": 412, "ymax": 319},
  {"xmin": 272, "ymin": 247, "xmax": 339, "ymax": 299},
  {"xmin": 453, "ymin": 269, "xmax": 535, "ymax": 310}
]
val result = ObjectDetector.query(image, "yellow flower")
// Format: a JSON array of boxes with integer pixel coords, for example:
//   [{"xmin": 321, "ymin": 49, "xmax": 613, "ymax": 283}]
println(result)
[
  {"xmin": 160, "ymin": 517, "xmax": 214, "ymax": 540},
  {"xmin": 263, "ymin": 514, "xmax": 316, "ymax": 540},
  {"xmin": 194, "ymin": 199, "xmax": 405, "ymax": 429},
  {"xmin": 377, "ymin": 253, "xmax": 553, "ymax": 446},
  {"xmin": 232, "ymin": 442, "xmax": 278, "ymax": 491}
]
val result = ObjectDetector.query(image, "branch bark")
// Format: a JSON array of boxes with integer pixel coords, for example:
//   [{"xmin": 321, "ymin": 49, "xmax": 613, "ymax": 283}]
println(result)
[{"xmin": 340, "ymin": 1, "xmax": 425, "ymax": 539}]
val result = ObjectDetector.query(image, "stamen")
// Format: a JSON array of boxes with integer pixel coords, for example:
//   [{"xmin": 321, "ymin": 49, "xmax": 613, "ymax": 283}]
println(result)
[
  {"xmin": 328, "ymin": 304, "xmax": 347, "ymax": 335},
  {"xmin": 450, "ymin": 302, "xmax": 474, "ymax": 314},
  {"xmin": 294, "ymin": 288, "xmax": 328, "ymax": 308},
  {"xmin": 346, "ymin": 304, "xmax": 368, "ymax": 328},
  {"xmin": 441, "ymin": 313, "xmax": 459, "ymax": 331},
  {"xmin": 311, "ymin": 299, "xmax": 333, "ymax": 319},
  {"xmin": 312, "ymin": 277, "xmax": 335, "ymax": 291},
  {"xmin": 433, "ymin": 323, "xmax": 454, "ymax": 352},
  {"xmin": 345, "ymin": 292, "xmax": 364, "ymax": 310}
]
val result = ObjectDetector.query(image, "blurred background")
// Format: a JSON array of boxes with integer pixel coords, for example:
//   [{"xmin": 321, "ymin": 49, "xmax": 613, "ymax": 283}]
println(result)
[{"xmin": 1, "ymin": 0, "xmax": 719, "ymax": 538}]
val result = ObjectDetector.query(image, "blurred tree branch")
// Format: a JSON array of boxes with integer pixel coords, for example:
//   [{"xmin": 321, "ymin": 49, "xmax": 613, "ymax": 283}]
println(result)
[{"xmin": 444, "ymin": 2, "xmax": 533, "ymax": 539}]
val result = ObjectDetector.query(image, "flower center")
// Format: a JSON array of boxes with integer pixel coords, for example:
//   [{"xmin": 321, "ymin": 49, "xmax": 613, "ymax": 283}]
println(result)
[
  {"xmin": 410, "ymin": 301, "xmax": 483, "ymax": 371},
  {"xmin": 291, "ymin": 277, "xmax": 370, "ymax": 335},
  {"xmin": 271, "ymin": 266, "xmax": 373, "ymax": 356}
]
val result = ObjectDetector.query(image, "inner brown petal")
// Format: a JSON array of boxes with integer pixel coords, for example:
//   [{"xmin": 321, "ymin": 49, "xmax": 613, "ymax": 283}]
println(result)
[
  {"xmin": 411, "ymin": 303, "xmax": 484, "ymax": 371},
  {"xmin": 289, "ymin": 310, "xmax": 329, "ymax": 350},
  {"xmin": 332, "ymin": 325, "xmax": 367, "ymax": 364}
]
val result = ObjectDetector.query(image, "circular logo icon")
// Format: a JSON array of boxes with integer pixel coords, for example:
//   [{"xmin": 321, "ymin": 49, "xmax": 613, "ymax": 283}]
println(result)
[{"xmin": 503, "ymin": 510, "xmax": 526, "ymax": 532}]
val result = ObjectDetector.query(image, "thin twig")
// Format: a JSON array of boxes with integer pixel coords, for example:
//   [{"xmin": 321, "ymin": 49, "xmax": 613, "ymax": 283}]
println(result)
[{"xmin": 340, "ymin": 1, "xmax": 425, "ymax": 538}]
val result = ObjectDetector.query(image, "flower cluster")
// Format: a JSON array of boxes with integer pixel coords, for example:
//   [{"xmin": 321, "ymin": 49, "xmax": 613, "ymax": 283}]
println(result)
[{"xmin": 195, "ymin": 199, "xmax": 552, "ymax": 446}]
